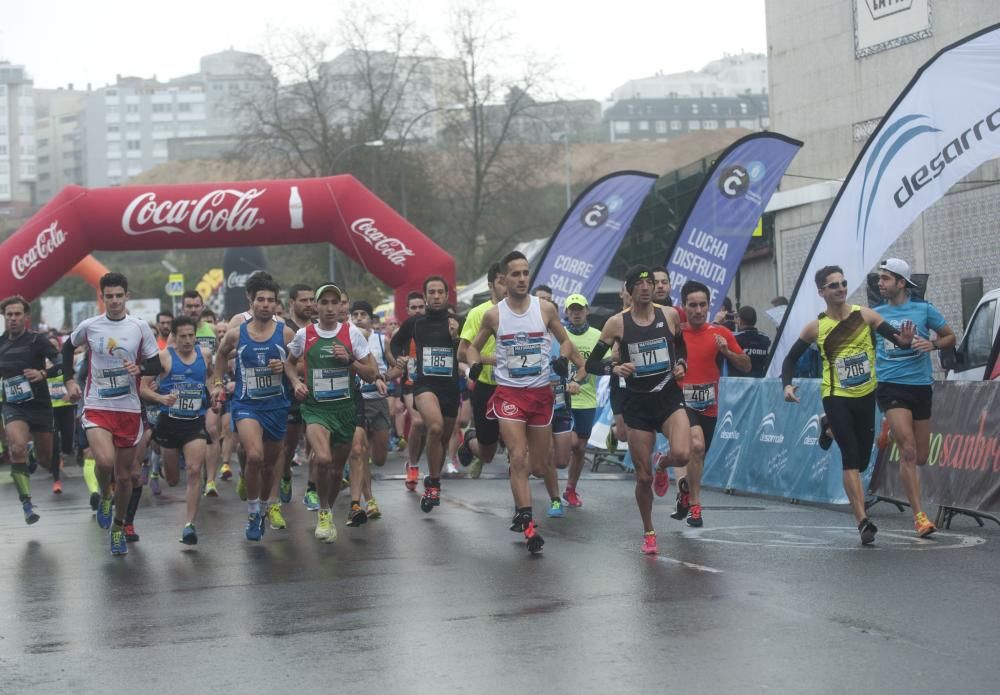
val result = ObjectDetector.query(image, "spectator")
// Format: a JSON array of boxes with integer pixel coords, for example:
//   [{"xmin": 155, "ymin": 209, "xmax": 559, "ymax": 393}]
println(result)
[
  {"xmin": 714, "ymin": 296, "xmax": 737, "ymax": 331},
  {"xmin": 734, "ymin": 306, "xmax": 772, "ymax": 378}
]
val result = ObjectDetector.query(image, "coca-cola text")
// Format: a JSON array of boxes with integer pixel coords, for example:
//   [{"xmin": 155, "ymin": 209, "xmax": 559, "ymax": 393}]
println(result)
[
  {"xmin": 11, "ymin": 222, "xmax": 67, "ymax": 280},
  {"xmin": 122, "ymin": 189, "xmax": 266, "ymax": 236},
  {"xmin": 350, "ymin": 218, "xmax": 415, "ymax": 267}
]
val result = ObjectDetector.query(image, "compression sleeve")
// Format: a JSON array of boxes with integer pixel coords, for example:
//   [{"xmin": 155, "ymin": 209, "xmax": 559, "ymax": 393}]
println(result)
[
  {"xmin": 389, "ymin": 316, "xmax": 415, "ymax": 360},
  {"xmin": 674, "ymin": 331, "xmax": 687, "ymax": 362},
  {"xmin": 781, "ymin": 338, "xmax": 811, "ymax": 388},
  {"xmin": 875, "ymin": 321, "xmax": 908, "ymax": 348},
  {"xmin": 585, "ymin": 340, "xmax": 614, "ymax": 376},
  {"xmin": 61, "ymin": 340, "xmax": 77, "ymax": 381},
  {"xmin": 140, "ymin": 354, "xmax": 163, "ymax": 377},
  {"xmin": 46, "ymin": 353, "xmax": 63, "ymax": 378}
]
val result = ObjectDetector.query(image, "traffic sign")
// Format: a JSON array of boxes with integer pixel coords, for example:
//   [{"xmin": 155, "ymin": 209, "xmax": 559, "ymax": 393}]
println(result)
[{"xmin": 165, "ymin": 273, "xmax": 185, "ymax": 297}]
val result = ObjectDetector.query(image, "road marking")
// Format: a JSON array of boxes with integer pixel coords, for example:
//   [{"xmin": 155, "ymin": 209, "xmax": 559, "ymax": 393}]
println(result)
[
  {"xmin": 653, "ymin": 554, "xmax": 724, "ymax": 573},
  {"xmin": 683, "ymin": 525, "xmax": 987, "ymax": 551}
]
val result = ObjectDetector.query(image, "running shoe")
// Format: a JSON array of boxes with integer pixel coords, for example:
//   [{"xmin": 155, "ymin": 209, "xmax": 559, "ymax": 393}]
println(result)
[
  {"xmin": 858, "ymin": 517, "xmax": 878, "ymax": 545},
  {"xmin": 279, "ymin": 478, "xmax": 292, "ymax": 504},
  {"xmin": 124, "ymin": 523, "xmax": 139, "ymax": 543},
  {"xmin": 97, "ymin": 497, "xmax": 113, "ymax": 529},
  {"xmin": 818, "ymin": 415, "xmax": 834, "ymax": 451},
  {"xmin": 303, "ymin": 488, "xmax": 320, "ymax": 511},
  {"xmin": 510, "ymin": 510, "xmax": 530, "ymax": 533},
  {"xmin": 524, "ymin": 519, "xmax": 544, "ymax": 554},
  {"xmin": 236, "ymin": 476, "xmax": 247, "ymax": 501},
  {"xmin": 641, "ymin": 531, "xmax": 658, "ymax": 555},
  {"xmin": 653, "ymin": 461, "xmax": 670, "ymax": 497},
  {"xmin": 204, "ymin": 481, "xmax": 219, "ymax": 497},
  {"xmin": 686, "ymin": 504, "xmax": 704, "ymax": 528},
  {"xmin": 547, "ymin": 499, "xmax": 565, "ymax": 518},
  {"xmin": 562, "ymin": 487, "xmax": 583, "ymax": 508},
  {"xmin": 395, "ymin": 437, "xmax": 407, "ymax": 452},
  {"xmin": 180, "ymin": 524, "xmax": 198, "ymax": 545},
  {"xmin": 110, "ymin": 527, "xmax": 128, "ymax": 556},
  {"xmin": 405, "ymin": 465, "xmax": 419, "ymax": 491},
  {"xmin": 366, "ymin": 498, "xmax": 382, "ymax": 519},
  {"xmin": 457, "ymin": 429, "xmax": 476, "ymax": 467},
  {"xmin": 670, "ymin": 478, "xmax": 690, "ymax": 521},
  {"xmin": 267, "ymin": 503, "xmax": 287, "ymax": 530},
  {"xmin": 220, "ymin": 463, "xmax": 233, "ymax": 481},
  {"xmin": 347, "ymin": 502, "xmax": 368, "ymax": 527},
  {"xmin": 52, "ymin": 480, "xmax": 63, "ymax": 495},
  {"xmin": 245, "ymin": 513, "xmax": 264, "ymax": 541},
  {"xmin": 89, "ymin": 491, "xmax": 101, "ymax": 512},
  {"xmin": 315, "ymin": 510, "xmax": 337, "ymax": 543},
  {"xmin": 605, "ymin": 429, "xmax": 618, "ymax": 453},
  {"xmin": 150, "ymin": 474, "xmax": 162, "ymax": 496},
  {"xmin": 22, "ymin": 500, "xmax": 40, "ymax": 525},
  {"xmin": 914, "ymin": 512, "xmax": 936, "ymax": 538},
  {"xmin": 444, "ymin": 462, "xmax": 461, "ymax": 478},
  {"xmin": 420, "ymin": 478, "xmax": 441, "ymax": 513},
  {"xmin": 468, "ymin": 457, "xmax": 484, "ymax": 479}
]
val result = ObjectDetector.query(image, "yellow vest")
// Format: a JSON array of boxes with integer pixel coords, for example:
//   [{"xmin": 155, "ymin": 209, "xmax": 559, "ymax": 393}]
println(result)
[{"xmin": 816, "ymin": 305, "xmax": 876, "ymax": 398}]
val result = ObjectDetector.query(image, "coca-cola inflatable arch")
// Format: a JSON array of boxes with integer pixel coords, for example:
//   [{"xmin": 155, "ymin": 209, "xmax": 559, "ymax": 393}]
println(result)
[{"xmin": 1, "ymin": 176, "xmax": 455, "ymax": 319}]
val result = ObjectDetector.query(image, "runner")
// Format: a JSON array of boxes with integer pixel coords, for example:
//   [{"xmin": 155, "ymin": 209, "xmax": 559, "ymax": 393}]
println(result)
[
  {"xmin": 155, "ymin": 312, "xmax": 173, "ymax": 351},
  {"xmin": 457, "ymin": 262, "xmax": 506, "ymax": 478},
  {"xmin": 390, "ymin": 276, "xmax": 462, "ymax": 514},
  {"xmin": 276, "ymin": 284, "xmax": 315, "ymax": 515},
  {"xmin": 214, "ymin": 320, "xmax": 237, "ymax": 484},
  {"xmin": 560, "ymin": 294, "xmax": 601, "ymax": 508},
  {"xmin": 585, "ymin": 266, "xmax": 690, "ymax": 554},
  {"xmin": 874, "ymin": 258, "xmax": 955, "ymax": 537},
  {"xmin": 212, "ymin": 273, "xmax": 294, "ymax": 541},
  {"xmin": 543, "ymin": 336, "xmax": 570, "ymax": 518},
  {"xmin": 666, "ymin": 280, "xmax": 751, "ymax": 528},
  {"xmin": 61, "ymin": 273, "xmax": 162, "ymax": 556},
  {"xmin": 781, "ymin": 264, "xmax": 914, "ymax": 545},
  {"xmin": 47, "ymin": 336, "xmax": 74, "ymax": 495},
  {"xmin": 652, "ymin": 268, "xmax": 674, "ymax": 307},
  {"xmin": 141, "ymin": 316, "xmax": 216, "ymax": 544},
  {"xmin": 466, "ymin": 250, "xmax": 587, "ymax": 554},
  {"xmin": 1, "ymin": 296, "xmax": 61, "ymax": 524},
  {"xmin": 606, "ymin": 284, "xmax": 632, "ymax": 452},
  {"xmin": 286, "ymin": 284, "xmax": 376, "ymax": 542},
  {"xmin": 399, "ymin": 291, "xmax": 427, "ymax": 490}
]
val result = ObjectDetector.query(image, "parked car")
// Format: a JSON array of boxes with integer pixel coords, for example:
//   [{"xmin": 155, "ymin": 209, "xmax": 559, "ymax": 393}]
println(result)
[{"xmin": 946, "ymin": 287, "xmax": 1000, "ymax": 381}]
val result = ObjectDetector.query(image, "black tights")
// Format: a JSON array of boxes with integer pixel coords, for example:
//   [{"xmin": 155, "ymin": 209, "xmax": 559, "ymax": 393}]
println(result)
[{"xmin": 822, "ymin": 393, "xmax": 876, "ymax": 472}]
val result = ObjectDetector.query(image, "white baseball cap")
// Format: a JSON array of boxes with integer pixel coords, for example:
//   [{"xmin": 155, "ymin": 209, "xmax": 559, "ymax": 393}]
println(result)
[{"xmin": 878, "ymin": 258, "xmax": 918, "ymax": 288}]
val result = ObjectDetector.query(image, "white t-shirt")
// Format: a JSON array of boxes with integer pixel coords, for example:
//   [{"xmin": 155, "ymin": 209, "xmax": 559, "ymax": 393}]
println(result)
[
  {"xmin": 288, "ymin": 322, "xmax": 371, "ymax": 361},
  {"xmin": 361, "ymin": 331, "xmax": 391, "ymax": 401},
  {"xmin": 71, "ymin": 313, "xmax": 159, "ymax": 413}
]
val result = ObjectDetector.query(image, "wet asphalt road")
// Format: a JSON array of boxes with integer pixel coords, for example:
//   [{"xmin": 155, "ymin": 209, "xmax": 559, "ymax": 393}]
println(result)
[{"xmin": 1, "ymin": 454, "xmax": 998, "ymax": 695}]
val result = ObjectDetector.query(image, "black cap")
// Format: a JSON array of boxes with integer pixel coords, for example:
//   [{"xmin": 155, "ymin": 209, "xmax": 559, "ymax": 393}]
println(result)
[
  {"xmin": 350, "ymin": 300, "xmax": 374, "ymax": 317},
  {"xmin": 624, "ymin": 265, "xmax": 653, "ymax": 293}
]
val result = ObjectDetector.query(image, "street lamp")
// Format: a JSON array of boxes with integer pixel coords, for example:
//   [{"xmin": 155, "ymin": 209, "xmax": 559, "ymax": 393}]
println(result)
[
  {"xmin": 329, "ymin": 139, "xmax": 384, "ymax": 282},
  {"xmin": 550, "ymin": 130, "xmax": 573, "ymax": 210},
  {"xmin": 396, "ymin": 104, "xmax": 464, "ymax": 218}
]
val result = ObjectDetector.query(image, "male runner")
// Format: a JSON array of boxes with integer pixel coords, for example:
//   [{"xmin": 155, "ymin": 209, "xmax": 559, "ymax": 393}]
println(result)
[
  {"xmin": 48, "ymin": 336, "xmax": 75, "ymax": 494},
  {"xmin": 457, "ymin": 262, "xmax": 506, "ymax": 478},
  {"xmin": 399, "ymin": 291, "xmax": 427, "ymax": 490},
  {"xmin": 1, "ymin": 296, "xmax": 61, "ymax": 524},
  {"xmin": 212, "ymin": 273, "xmax": 294, "ymax": 541},
  {"xmin": 652, "ymin": 268, "xmax": 674, "ymax": 307},
  {"xmin": 664, "ymin": 281, "xmax": 751, "ymax": 528},
  {"xmin": 560, "ymin": 294, "xmax": 601, "ymax": 508},
  {"xmin": 155, "ymin": 311, "xmax": 173, "ymax": 351},
  {"xmin": 141, "ymin": 316, "xmax": 216, "ymax": 544},
  {"xmin": 467, "ymin": 251, "xmax": 586, "ymax": 554},
  {"xmin": 586, "ymin": 266, "xmax": 690, "ymax": 554},
  {"xmin": 782, "ymin": 265, "xmax": 914, "ymax": 545},
  {"xmin": 62, "ymin": 273, "xmax": 162, "ymax": 556},
  {"xmin": 391, "ymin": 276, "xmax": 461, "ymax": 513},
  {"xmin": 277, "ymin": 284, "xmax": 315, "ymax": 513},
  {"xmin": 874, "ymin": 258, "xmax": 955, "ymax": 537},
  {"xmin": 287, "ymin": 284, "xmax": 376, "ymax": 542}
]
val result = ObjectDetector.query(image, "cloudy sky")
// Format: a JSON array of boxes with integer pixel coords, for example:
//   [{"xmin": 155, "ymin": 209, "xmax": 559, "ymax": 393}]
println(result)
[{"xmin": 2, "ymin": 0, "xmax": 767, "ymax": 99}]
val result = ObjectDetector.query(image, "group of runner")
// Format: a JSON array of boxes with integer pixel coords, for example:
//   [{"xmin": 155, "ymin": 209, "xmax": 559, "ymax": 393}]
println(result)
[{"xmin": 1, "ymin": 252, "xmax": 952, "ymax": 555}]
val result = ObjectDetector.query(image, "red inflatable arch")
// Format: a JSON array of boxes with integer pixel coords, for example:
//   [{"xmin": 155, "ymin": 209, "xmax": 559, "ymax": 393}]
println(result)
[
  {"xmin": 70, "ymin": 255, "xmax": 112, "ymax": 308},
  {"xmin": 1, "ymin": 176, "xmax": 454, "ymax": 320}
]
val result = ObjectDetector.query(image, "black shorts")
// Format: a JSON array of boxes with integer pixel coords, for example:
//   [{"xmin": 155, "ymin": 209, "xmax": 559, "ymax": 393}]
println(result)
[
  {"xmin": 686, "ymin": 409, "xmax": 717, "ymax": 453},
  {"xmin": 469, "ymin": 381, "xmax": 499, "ymax": 446},
  {"xmin": 402, "ymin": 383, "xmax": 414, "ymax": 396},
  {"xmin": 414, "ymin": 381, "xmax": 460, "ymax": 419},
  {"xmin": 610, "ymin": 378, "xmax": 627, "ymax": 416},
  {"xmin": 2, "ymin": 404, "xmax": 54, "ymax": 433},
  {"xmin": 876, "ymin": 382, "xmax": 932, "ymax": 421},
  {"xmin": 153, "ymin": 412, "xmax": 209, "ymax": 450},
  {"xmin": 822, "ymin": 393, "xmax": 876, "ymax": 472},
  {"xmin": 622, "ymin": 385, "xmax": 686, "ymax": 433}
]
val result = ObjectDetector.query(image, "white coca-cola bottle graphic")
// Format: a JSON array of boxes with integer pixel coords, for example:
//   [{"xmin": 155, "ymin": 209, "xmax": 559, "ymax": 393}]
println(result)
[{"xmin": 288, "ymin": 186, "xmax": 304, "ymax": 230}]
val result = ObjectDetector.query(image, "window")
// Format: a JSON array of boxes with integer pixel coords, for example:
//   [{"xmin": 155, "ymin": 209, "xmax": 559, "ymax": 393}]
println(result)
[
  {"xmin": 37, "ymin": 138, "xmax": 48, "ymax": 147},
  {"xmin": 691, "ymin": 104, "xmax": 699, "ymax": 115},
  {"xmin": 37, "ymin": 155, "xmax": 49, "ymax": 165},
  {"xmin": 725, "ymin": 120, "xmax": 737, "ymax": 128},
  {"xmin": 703, "ymin": 120, "xmax": 718, "ymax": 130},
  {"xmin": 127, "ymin": 140, "xmax": 141, "ymax": 150},
  {"xmin": 670, "ymin": 120, "xmax": 682, "ymax": 131},
  {"xmin": 688, "ymin": 121, "xmax": 701, "ymax": 130},
  {"xmin": 638, "ymin": 120, "xmax": 649, "ymax": 131},
  {"xmin": 107, "ymin": 125, "xmax": 120, "ymax": 134},
  {"xmin": 655, "ymin": 120, "xmax": 667, "ymax": 134},
  {"xmin": 153, "ymin": 103, "xmax": 171, "ymax": 113},
  {"xmin": 740, "ymin": 103, "xmax": 749, "ymax": 115},
  {"xmin": 960, "ymin": 299, "xmax": 997, "ymax": 370},
  {"xmin": 614, "ymin": 121, "xmax": 631, "ymax": 134},
  {"xmin": 178, "ymin": 103, "xmax": 192, "ymax": 112}
]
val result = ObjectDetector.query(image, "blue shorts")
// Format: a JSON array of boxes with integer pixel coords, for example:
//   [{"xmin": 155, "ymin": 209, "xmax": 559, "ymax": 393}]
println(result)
[
  {"xmin": 231, "ymin": 406, "xmax": 288, "ymax": 442},
  {"xmin": 571, "ymin": 407, "xmax": 596, "ymax": 439},
  {"xmin": 552, "ymin": 408, "xmax": 574, "ymax": 435}
]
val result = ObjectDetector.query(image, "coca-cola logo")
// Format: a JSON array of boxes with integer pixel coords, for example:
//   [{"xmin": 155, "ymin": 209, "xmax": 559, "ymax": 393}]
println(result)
[
  {"xmin": 12, "ymin": 221, "xmax": 67, "ymax": 280},
  {"xmin": 122, "ymin": 189, "xmax": 266, "ymax": 236},
  {"xmin": 350, "ymin": 218, "xmax": 415, "ymax": 267},
  {"xmin": 227, "ymin": 271, "xmax": 253, "ymax": 289}
]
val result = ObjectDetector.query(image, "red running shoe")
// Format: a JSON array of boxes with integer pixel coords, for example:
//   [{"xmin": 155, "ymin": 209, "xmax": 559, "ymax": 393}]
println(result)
[
  {"xmin": 686, "ymin": 504, "xmax": 703, "ymax": 528},
  {"xmin": 641, "ymin": 531, "xmax": 658, "ymax": 555},
  {"xmin": 404, "ymin": 465, "xmax": 419, "ymax": 491},
  {"xmin": 562, "ymin": 487, "xmax": 583, "ymax": 508},
  {"xmin": 124, "ymin": 523, "xmax": 140, "ymax": 542},
  {"xmin": 653, "ymin": 466, "xmax": 670, "ymax": 498}
]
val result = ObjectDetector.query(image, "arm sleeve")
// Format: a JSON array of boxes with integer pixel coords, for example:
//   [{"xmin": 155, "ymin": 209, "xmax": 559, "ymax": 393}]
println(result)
[
  {"xmin": 61, "ymin": 339, "xmax": 78, "ymax": 381},
  {"xmin": 781, "ymin": 338, "xmax": 811, "ymax": 388},
  {"xmin": 674, "ymin": 331, "xmax": 687, "ymax": 362},
  {"xmin": 875, "ymin": 321, "xmax": 907, "ymax": 347},
  {"xmin": 140, "ymin": 322, "xmax": 160, "ymax": 359},
  {"xmin": 139, "ymin": 354, "xmax": 162, "ymax": 377},
  {"xmin": 389, "ymin": 317, "xmax": 414, "ymax": 358},
  {"xmin": 585, "ymin": 340, "xmax": 614, "ymax": 376}
]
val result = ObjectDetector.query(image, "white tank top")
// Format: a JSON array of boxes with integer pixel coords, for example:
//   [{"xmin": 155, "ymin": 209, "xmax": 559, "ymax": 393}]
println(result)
[{"xmin": 493, "ymin": 296, "xmax": 552, "ymax": 389}]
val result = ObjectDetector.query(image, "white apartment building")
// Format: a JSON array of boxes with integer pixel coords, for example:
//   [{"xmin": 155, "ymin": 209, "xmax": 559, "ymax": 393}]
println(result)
[
  {"xmin": 610, "ymin": 52, "xmax": 769, "ymax": 102},
  {"xmin": 34, "ymin": 87, "xmax": 86, "ymax": 203},
  {"xmin": 0, "ymin": 62, "xmax": 37, "ymax": 211}
]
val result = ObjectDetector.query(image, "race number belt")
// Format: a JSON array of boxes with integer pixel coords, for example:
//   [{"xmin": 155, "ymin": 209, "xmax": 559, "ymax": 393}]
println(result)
[
  {"xmin": 95, "ymin": 367, "xmax": 130, "ymax": 399},
  {"xmin": 629, "ymin": 338, "xmax": 670, "ymax": 376},
  {"xmin": 510, "ymin": 344, "xmax": 543, "ymax": 378},
  {"xmin": 421, "ymin": 347, "xmax": 454, "ymax": 377},
  {"xmin": 168, "ymin": 386, "xmax": 204, "ymax": 419},
  {"xmin": 835, "ymin": 353, "xmax": 871, "ymax": 388},
  {"xmin": 683, "ymin": 382, "xmax": 716, "ymax": 411},
  {"xmin": 3, "ymin": 375, "xmax": 33, "ymax": 404},
  {"xmin": 248, "ymin": 366, "xmax": 282, "ymax": 399},
  {"xmin": 313, "ymin": 367, "xmax": 350, "ymax": 402}
]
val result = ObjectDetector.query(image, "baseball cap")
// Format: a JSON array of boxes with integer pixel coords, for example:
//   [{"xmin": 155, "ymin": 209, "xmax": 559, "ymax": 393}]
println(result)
[
  {"xmin": 565, "ymin": 293, "xmax": 588, "ymax": 308},
  {"xmin": 878, "ymin": 258, "xmax": 918, "ymax": 288},
  {"xmin": 624, "ymin": 265, "xmax": 653, "ymax": 293},
  {"xmin": 315, "ymin": 284, "xmax": 343, "ymax": 300},
  {"xmin": 350, "ymin": 300, "xmax": 374, "ymax": 317}
]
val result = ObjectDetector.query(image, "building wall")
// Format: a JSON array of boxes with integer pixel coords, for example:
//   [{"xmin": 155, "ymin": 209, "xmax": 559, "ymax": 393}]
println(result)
[
  {"xmin": 0, "ymin": 63, "xmax": 36, "ymax": 208},
  {"xmin": 34, "ymin": 88, "xmax": 86, "ymax": 203},
  {"xmin": 611, "ymin": 53, "xmax": 768, "ymax": 101}
]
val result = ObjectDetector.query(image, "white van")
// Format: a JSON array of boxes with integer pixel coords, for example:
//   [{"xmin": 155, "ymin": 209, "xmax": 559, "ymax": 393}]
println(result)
[{"xmin": 946, "ymin": 287, "xmax": 1000, "ymax": 381}]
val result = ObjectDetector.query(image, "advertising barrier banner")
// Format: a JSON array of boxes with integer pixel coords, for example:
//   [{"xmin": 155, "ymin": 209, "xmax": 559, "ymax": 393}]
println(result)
[{"xmin": 871, "ymin": 380, "xmax": 1000, "ymax": 513}]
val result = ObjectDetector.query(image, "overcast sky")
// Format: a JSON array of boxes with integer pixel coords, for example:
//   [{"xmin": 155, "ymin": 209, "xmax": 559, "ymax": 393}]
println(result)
[{"xmin": 2, "ymin": 0, "xmax": 766, "ymax": 100}]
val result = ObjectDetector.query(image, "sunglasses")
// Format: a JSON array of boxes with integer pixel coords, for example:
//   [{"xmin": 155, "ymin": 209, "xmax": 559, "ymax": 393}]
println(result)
[{"xmin": 822, "ymin": 280, "xmax": 849, "ymax": 290}]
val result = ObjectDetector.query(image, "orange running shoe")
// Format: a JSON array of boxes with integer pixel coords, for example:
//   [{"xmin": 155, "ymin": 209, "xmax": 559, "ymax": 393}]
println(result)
[
  {"xmin": 914, "ymin": 512, "xmax": 937, "ymax": 538},
  {"xmin": 52, "ymin": 480, "xmax": 63, "ymax": 494},
  {"xmin": 404, "ymin": 465, "xmax": 419, "ymax": 491},
  {"xmin": 641, "ymin": 531, "xmax": 658, "ymax": 555},
  {"xmin": 877, "ymin": 418, "xmax": 891, "ymax": 450}
]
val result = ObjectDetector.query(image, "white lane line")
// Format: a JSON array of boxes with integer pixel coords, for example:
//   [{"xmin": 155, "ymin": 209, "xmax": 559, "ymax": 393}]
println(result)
[{"xmin": 653, "ymin": 554, "xmax": 724, "ymax": 573}]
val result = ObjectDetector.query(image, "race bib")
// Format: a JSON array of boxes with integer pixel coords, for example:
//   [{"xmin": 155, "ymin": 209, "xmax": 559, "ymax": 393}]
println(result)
[
  {"xmin": 48, "ymin": 377, "xmax": 67, "ymax": 402},
  {"xmin": 168, "ymin": 387, "xmax": 204, "ymax": 420},
  {"xmin": 313, "ymin": 367, "xmax": 350, "ymax": 402},
  {"xmin": 683, "ymin": 382, "xmax": 716, "ymax": 411},
  {"xmin": 836, "ymin": 353, "xmax": 872, "ymax": 388},
  {"xmin": 196, "ymin": 336, "xmax": 217, "ymax": 352},
  {"xmin": 629, "ymin": 338, "xmax": 671, "ymax": 376},
  {"xmin": 95, "ymin": 367, "xmax": 131, "ymax": 399},
  {"xmin": 421, "ymin": 347, "xmax": 454, "ymax": 377},
  {"xmin": 248, "ymin": 366, "xmax": 282, "ymax": 400},
  {"xmin": 3, "ymin": 375, "xmax": 34, "ymax": 404},
  {"xmin": 550, "ymin": 373, "xmax": 567, "ymax": 407},
  {"xmin": 406, "ymin": 356, "xmax": 417, "ymax": 380},
  {"xmin": 510, "ymin": 345, "xmax": 544, "ymax": 378}
]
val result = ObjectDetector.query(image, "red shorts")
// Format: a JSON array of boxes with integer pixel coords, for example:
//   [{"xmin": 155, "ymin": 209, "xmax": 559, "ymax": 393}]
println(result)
[
  {"xmin": 82, "ymin": 409, "xmax": 144, "ymax": 449},
  {"xmin": 487, "ymin": 386, "xmax": 554, "ymax": 427}
]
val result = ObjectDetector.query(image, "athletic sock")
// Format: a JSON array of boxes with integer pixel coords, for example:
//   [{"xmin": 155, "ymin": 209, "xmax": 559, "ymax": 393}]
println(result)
[
  {"xmin": 428, "ymin": 477, "xmax": 440, "ymax": 488},
  {"xmin": 248, "ymin": 499, "xmax": 260, "ymax": 515},
  {"xmin": 551, "ymin": 497, "xmax": 560, "ymax": 504},
  {"xmin": 351, "ymin": 499, "xmax": 360, "ymax": 507},
  {"xmin": 113, "ymin": 518, "xmax": 124, "ymax": 529},
  {"xmin": 125, "ymin": 485, "xmax": 143, "ymax": 524},
  {"xmin": 83, "ymin": 457, "xmax": 99, "ymax": 494},
  {"xmin": 11, "ymin": 464, "xmax": 31, "ymax": 502},
  {"xmin": 283, "ymin": 474, "xmax": 292, "ymax": 482},
  {"xmin": 50, "ymin": 460, "xmax": 61, "ymax": 482},
  {"xmin": 307, "ymin": 481, "xmax": 317, "ymax": 492},
  {"xmin": 261, "ymin": 497, "xmax": 271, "ymax": 510}
]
